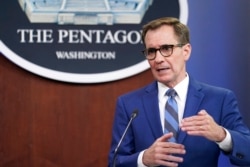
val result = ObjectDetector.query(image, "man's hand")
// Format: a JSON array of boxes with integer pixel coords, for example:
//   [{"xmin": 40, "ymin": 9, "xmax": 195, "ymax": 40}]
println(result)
[
  {"xmin": 180, "ymin": 110, "xmax": 226, "ymax": 142},
  {"xmin": 143, "ymin": 133, "xmax": 186, "ymax": 167}
]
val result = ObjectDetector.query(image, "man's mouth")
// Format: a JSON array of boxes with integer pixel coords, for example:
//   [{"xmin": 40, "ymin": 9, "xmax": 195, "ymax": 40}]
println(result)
[{"xmin": 156, "ymin": 67, "xmax": 170, "ymax": 72}]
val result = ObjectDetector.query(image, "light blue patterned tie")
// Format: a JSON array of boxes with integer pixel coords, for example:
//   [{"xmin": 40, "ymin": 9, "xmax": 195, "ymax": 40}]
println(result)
[{"xmin": 164, "ymin": 89, "xmax": 179, "ymax": 142}]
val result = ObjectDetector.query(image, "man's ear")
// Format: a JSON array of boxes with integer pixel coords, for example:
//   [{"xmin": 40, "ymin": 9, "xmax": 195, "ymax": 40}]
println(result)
[{"xmin": 183, "ymin": 43, "xmax": 191, "ymax": 61}]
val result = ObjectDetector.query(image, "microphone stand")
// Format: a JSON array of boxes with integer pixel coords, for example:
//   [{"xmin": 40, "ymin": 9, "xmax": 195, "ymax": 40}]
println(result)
[{"xmin": 112, "ymin": 110, "xmax": 138, "ymax": 167}]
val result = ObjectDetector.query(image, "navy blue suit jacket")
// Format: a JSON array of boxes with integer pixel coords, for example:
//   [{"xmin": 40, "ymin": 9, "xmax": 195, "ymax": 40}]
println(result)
[{"xmin": 109, "ymin": 77, "xmax": 250, "ymax": 167}]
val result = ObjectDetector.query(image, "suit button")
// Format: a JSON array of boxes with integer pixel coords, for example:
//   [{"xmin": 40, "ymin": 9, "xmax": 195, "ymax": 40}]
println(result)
[{"xmin": 236, "ymin": 153, "xmax": 244, "ymax": 159}]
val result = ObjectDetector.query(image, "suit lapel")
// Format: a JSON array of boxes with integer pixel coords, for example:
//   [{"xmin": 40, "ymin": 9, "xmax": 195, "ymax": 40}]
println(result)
[
  {"xmin": 178, "ymin": 78, "xmax": 204, "ymax": 143},
  {"xmin": 142, "ymin": 79, "xmax": 205, "ymax": 143},
  {"xmin": 142, "ymin": 82, "xmax": 163, "ymax": 139}
]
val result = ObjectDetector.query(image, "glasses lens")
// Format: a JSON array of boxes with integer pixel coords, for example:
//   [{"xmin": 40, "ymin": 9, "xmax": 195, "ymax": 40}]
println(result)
[
  {"xmin": 145, "ymin": 48, "xmax": 156, "ymax": 59},
  {"xmin": 160, "ymin": 45, "xmax": 173, "ymax": 57}
]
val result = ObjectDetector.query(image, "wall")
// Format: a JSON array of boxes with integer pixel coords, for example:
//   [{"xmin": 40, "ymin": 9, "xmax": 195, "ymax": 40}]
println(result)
[{"xmin": 0, "ymin": 54, "xmax": 153, "ymax": 166}]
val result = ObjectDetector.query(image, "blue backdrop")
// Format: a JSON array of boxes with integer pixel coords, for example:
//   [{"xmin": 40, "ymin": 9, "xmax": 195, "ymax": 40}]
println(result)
[{"xmin": 187, "ymin": 1, "xmax": 250, "ymax": 166}]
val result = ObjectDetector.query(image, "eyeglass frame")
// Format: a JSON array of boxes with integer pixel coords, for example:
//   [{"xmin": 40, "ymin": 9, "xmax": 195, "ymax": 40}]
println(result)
[{"xmin": 142, "ymin": 44, "xmax": 186, "ymax": 60}]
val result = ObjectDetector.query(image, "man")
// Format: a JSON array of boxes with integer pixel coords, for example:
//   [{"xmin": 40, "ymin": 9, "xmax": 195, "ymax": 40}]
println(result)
[{"xmin": 108, "ymin": 17, "xmax": 250, "ymax": 167}]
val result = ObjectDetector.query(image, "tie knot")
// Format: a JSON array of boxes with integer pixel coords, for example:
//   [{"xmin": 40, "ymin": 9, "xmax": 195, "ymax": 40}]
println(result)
[{"xmin": 166, "ymin": 89, "xmax": 177, "ymax": 97}]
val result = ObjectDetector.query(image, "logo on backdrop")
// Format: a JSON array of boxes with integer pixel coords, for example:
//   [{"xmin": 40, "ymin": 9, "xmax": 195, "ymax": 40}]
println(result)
[{"xmin": 0, "ymin": 0, "xmax": 188, "ymax": 83}]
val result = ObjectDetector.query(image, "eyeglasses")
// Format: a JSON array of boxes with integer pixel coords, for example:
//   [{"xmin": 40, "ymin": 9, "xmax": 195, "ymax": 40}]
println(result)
[{"xmin": 142, "ymin": 44, "xmax": 186, "ymax": 60}]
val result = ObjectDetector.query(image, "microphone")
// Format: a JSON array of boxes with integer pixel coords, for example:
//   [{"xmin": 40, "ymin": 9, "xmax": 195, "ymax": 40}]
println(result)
[{"xmin": 112, "ymin": 109, "xmax": 139, "ymax": 167}]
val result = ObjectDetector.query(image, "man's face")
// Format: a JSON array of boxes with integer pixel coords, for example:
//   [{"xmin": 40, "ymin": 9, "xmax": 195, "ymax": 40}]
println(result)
[{"xmin": 144, "ymin": 25, "xmax": 191, "ymax": 87}]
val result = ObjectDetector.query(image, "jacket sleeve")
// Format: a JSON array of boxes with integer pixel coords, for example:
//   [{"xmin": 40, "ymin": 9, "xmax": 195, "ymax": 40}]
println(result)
[{"xmin": 221, "ymin": 90, "xmax": 250, "ymax": 165}]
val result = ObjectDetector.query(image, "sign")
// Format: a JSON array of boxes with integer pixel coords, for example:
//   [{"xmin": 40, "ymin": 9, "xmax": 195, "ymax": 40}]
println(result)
[{"xmin": 0, "ymin": 0, "xmax": 188, "ymax": 83}]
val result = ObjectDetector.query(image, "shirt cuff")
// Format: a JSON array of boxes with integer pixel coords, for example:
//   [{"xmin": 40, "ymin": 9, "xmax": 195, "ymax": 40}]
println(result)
[
  {"xmin": 137, "ymin": 150, "xmax": 147, "ymax": 167},
  {"xmin": 216, "ymin": 128, "xmax": 232, "ymax": 152}
]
